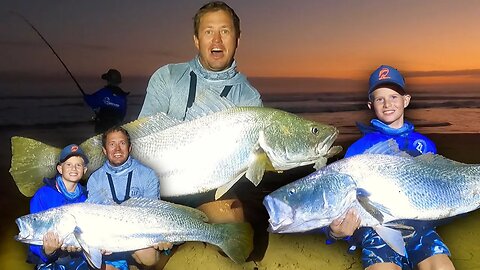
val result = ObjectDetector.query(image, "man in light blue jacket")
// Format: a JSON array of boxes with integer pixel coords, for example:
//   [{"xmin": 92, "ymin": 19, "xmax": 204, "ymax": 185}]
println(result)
[
  {"xmin": 138, "ymin": 1, "xmax": 262, "ymax": 121},
  {"xmin": 137, "ymin": 1, "xmax": 263, "ymax": 224},
  {"xmin": 87, "ymin": 126, "xmax": 172, "ymax": 269}
]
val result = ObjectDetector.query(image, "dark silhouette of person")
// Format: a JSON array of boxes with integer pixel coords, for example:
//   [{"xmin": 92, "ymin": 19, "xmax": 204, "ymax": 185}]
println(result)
[{"xmin": 84, "ymin": 69, "xmax": 129, "ymax": 134}]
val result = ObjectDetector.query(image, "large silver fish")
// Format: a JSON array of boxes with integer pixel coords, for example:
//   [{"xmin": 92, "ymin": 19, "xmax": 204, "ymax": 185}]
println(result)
[
  {"xmin": 263, "ymin": 139, "xmax": 480, "ymax": 256},
  {"xmin": 10, "ymin": 106, "xmax": 341, "ymax": 199},
  {"xmin": 15, "ymin": 197, "xmax": 253, "ymax": 268}
]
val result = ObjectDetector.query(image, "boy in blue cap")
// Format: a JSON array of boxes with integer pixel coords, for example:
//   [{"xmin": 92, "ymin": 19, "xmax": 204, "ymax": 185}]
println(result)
[
  {"xmin": 326, "ymin": 65, "xmax": 455, "ymax": 269},
  {"xmin": 27, "ymin": 144, "xmax": 90, "ymax": 270}
]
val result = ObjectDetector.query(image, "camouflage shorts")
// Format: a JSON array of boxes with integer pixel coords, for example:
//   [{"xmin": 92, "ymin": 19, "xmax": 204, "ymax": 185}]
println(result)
[{"xmin": 353, "ymin": 227, "xmax": 450, "ymax": 269}]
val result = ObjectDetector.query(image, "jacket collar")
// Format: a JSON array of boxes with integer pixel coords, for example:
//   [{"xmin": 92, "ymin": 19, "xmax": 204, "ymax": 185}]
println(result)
[
  {"xmin": 105, "ymin": 155, "xmax": 133, "ymax": 174},
  {"xmin": 370, "ymin": 119, "xmax": 414, "ymax": 135},
  {"xmin": 189, "ymin": 55, "xmax": 238, "ymax": 81}
]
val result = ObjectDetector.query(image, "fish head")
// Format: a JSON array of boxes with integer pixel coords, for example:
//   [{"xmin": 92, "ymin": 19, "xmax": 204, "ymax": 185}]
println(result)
[
  {"xmin": 15, "ymin": 207, "xmax": 75, "ymax": 245},
  {"xmin": 264, "ymin": 172, "xmax": 357, "ymax": 233},
  {"xmin": 15, "ymin": 211, "xmax": 56, "ymax": 245},
  {"xmin": 259, "ymin": 113, "xmax": 340, "ymax": 170}
]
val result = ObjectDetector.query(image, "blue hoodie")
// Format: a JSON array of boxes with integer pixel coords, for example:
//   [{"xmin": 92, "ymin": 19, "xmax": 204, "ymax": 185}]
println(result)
[
  {"xmin": 345, "ymin": 119, "xmax": 437, "ymax": 158},
  {"xmin": 28, "ymin": 176, "xmax": 87, "ymax": 266}
]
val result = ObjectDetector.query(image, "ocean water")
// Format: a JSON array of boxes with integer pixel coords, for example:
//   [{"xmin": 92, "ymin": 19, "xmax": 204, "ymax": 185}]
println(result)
[
  {"xmin": 1, "ymin": 90, "xmax": 480, "ymax": 167},
  {"xmin": 1, "ymin": 91, "xmax": 480, "ymax": 134}
]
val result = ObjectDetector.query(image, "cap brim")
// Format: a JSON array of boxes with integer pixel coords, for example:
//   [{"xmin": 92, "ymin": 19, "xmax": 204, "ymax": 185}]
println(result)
[
  {"xmin": 369, "ymin": 82, "xmax": 406, "ymax": 96},
  {"xmin": 60, "ymin": 153, "xmax": 89, "ymax": 165}
]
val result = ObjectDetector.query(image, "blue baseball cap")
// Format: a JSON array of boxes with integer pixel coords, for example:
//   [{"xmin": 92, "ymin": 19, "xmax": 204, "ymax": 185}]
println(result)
[
  {"xmin": 368, "ymin": 65, "xmax": 406, "ymax": 96},
  {"xmin": 59, "ymin": 144, "xmax": 89, "ymax": 164}
]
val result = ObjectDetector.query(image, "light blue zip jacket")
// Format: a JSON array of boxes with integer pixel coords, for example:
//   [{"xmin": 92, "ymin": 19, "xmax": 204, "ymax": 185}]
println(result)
[
  {"xmin": 87, "ymin": 156, "xmax": 159, "ymax": 203},
  {"xmin": 138, "ymin": 56, "xmax": 262, "ymax": 120}
]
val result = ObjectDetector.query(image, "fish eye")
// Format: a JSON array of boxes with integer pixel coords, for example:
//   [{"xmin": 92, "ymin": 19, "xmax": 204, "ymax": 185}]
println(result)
[
  {"xmin": 288, "ymin": 188, "xmax": 296, "ymax": 196},
  {"xmin": 311, "ymin": 127, "xmax": 319, "ymax": 135}
]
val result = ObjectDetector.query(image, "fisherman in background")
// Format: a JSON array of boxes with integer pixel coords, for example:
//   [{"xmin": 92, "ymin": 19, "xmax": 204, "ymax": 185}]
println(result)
[
  {"xmin": 87, "ymin": 126, "xmax": 173, "ymax": 269},
  {"xmin": 27, "ymin": 144, "xmax": 89, "ymax": 270},
  {"xmin": 325, "ymin": 65, "xmax": 454, "ymax": 270},
  {"xmin": 84, "ymin": 69, "xmax": 129, "ymax": 134}
]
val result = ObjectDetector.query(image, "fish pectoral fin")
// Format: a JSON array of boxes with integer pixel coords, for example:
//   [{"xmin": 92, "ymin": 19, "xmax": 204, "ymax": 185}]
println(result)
[
  {"xmin": 373, "ymin": 226, "xmax": 407, "ymax": 257},
  {"xmin": 384, "ymin": 222, "xmax": 416, "ymax": 238},
  {"xmin": 74, "ymin": 226, "xmax": 102, "ymax": 269},
  {"xmin": 246, "ymin": 151, "xmax": 273, "ymax": 186},
  {"xmin": 357, "ymin": 188, "xmax": 395, "ymax": 224},
  {"xmin": 83, "ymin": 248, "xmax": 103, "ymax": 270},
  {"xmin": 215, "ymin": 177, "xmax": 241, "ymax": 200}
]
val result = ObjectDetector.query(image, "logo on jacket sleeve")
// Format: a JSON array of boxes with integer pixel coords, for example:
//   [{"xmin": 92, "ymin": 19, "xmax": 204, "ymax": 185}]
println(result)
[{"xmin": 413, "ymin": 139, "xmax": 427, "ymax": 154}]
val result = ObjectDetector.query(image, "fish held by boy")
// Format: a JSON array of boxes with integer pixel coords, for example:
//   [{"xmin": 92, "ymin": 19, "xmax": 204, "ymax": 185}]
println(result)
[
  {"xmin": 11, "ymin": 100, "xmax": 341, "ymax": 200},
  {"xmin": 15, "ymin": 197, "xmax": 254, "ymax": 268},
  {"xmin": 263, "ymin": 139, "xmax": 480, "ymax": 256}
]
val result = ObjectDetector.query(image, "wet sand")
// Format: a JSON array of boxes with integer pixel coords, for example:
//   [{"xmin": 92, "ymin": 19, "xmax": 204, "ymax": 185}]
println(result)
[{"xmin": 2, "ymin": 128, "xmax": 480, "ymax": 269}]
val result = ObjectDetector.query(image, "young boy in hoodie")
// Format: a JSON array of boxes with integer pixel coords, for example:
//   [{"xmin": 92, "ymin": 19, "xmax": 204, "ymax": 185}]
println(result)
[
  {"xmin": 326, "ymin": 65, "xmax": 455, "ymax": 270},
  {"xmin": 28, "ymin": 144, "xmax": 89, "ymax": 270}
]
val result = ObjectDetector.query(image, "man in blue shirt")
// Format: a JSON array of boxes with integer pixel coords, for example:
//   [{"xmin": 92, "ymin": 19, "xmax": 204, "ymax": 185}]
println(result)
[
  {"xmin": 87, "ymin": 126, "xmax": 172, "ymax": 269},
  {"xmin": 137, "ymin": 1, "xmax": 263, "ymax": 224},
  {"xmin": 84, "ymin": 69, "xmax": 129, "ymax": 134},
  {"xmin": 138, "ymin": 1, "xmax": 262, "ymax": 122}
]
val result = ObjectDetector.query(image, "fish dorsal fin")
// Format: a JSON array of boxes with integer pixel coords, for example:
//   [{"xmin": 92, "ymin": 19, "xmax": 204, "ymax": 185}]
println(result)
[
  {"xmin": 121, "ymin": 197, "xmax": 209, "ymax": 222},
  {"xmin": 184, "ymin": 89, "xmax": 236, "ymax": 121},
  {"xmin": 364, "ymin": 139, "xmax": 410, "ymax": 157},
  {"xmin": 373, "ymin": 226, "xmax": 407, "ymax": 256},
  {"xmin": 124, "ymin": 112, "xmax": 182, "ymax": 139},
  {"xmin": 74, "ymin": 226, "xmax": 102, "ymax": 269},
  {"xmin": 85, "ymin": 195, "xmax": 117, "ymax": 205},
  {"xmin": 415, "ymin": 153, "xmax": 467, "ymax": 167}
]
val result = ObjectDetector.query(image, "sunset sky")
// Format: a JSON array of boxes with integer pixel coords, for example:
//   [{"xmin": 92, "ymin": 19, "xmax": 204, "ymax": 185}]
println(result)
[{"xmin": 1, "ymin": 0, "xmax": 480, "ymax": 94}]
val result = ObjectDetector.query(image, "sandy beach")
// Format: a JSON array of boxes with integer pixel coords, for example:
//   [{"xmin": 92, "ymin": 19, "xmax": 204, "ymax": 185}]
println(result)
[{"xmin": 2, "ymin": 121, "xmax": 480, "ymax": 269}]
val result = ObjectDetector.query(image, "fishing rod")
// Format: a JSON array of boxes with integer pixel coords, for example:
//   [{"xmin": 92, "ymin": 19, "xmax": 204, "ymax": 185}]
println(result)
[{"xmin": 12, "ymin": 11, "xmax": 87, "ymax": 96}]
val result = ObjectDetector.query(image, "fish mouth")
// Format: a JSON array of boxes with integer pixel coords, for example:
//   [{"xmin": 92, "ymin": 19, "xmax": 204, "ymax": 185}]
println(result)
[
  {"xmin": 316, "ymin": 128, "xmax": 338, "ymax": 156},
  {"xmin": 263, "ymin": 195, "xmax": 294, "ymax": 232},
  {"xmin": 14, "ymin": 218, "xmax": 34, "ymax": 243},
  {"xmin": 269, "ymin": 126, "xmax": 339, "ymax": 170}
]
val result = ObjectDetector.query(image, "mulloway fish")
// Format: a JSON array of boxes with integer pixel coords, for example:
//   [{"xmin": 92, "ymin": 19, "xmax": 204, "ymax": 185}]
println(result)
[
  {"xmin": 11, "ymin": 106, "xmax": 341, "ymax": 200},
  {"xmin": 263, "ymin": 139, "xmax": 480, "ymax": 256},
  {"xmin": 15, "ymin": 197, "xmax": 253, "ymax": 268}
]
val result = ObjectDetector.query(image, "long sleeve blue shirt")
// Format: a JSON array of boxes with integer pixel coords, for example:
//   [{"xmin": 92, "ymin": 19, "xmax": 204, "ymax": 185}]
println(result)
[
  {"xmin": 138, "ymin": 56, "xmax": 262, "ymax": 120},
  {"xmin": 87, "ymin": 156, "xmax": 160, "ymax": 203},
  {"xmin": 345, "ymin": 119, "xmax": 437, "ymax": 158}
]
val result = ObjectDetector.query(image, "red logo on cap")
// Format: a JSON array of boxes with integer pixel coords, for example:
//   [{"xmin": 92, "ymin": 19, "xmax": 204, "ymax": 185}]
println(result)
[
  {"xmin": 378, "ymin": 68, "xmax": 391, "ymax": 80},
  {"xmin": 71, "ymin": 145, "xmax": 78, "ymax": 152}
]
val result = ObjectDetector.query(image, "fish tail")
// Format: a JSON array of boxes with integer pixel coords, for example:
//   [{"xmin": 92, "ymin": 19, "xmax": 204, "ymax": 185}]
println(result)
[
  {"xmin": 10, "ymin": 136, "xmax": 59, "ymax": 197},
  {"xmin": 214, "ymin": 222, "xmax": 254, "ymax": 264}
]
